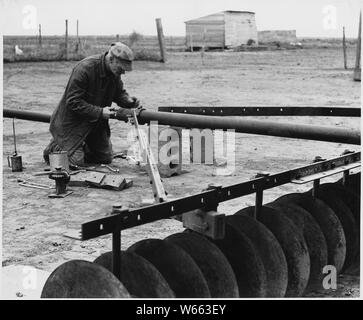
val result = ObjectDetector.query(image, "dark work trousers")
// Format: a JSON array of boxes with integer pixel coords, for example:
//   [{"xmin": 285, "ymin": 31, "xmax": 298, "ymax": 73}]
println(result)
[{"xmin": 69, "ymin": 125, "xmax": 113, "ymax": 166}]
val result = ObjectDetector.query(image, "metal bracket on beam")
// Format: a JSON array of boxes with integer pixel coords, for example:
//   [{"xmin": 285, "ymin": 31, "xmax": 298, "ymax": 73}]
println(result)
[
  {"xmin": 182, "ymin": 183, "xmax": 225, "ymax": 239},
  {"xmin": 182, "ymin": 209, "xmax": 225, "ymax": 240},
  {"xmin": 253, "ymin": 172, "xmax": 270, "ymax": 219}
]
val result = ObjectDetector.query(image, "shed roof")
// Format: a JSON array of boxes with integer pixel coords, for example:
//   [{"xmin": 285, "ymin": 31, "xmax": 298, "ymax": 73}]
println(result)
[{"xmin": 185, "ymin": 10, "xmax": 255, "ymax": 23}]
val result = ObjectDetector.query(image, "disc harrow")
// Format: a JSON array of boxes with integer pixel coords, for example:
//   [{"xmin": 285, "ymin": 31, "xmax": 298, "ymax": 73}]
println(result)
[{"xmin": 40, "ymin": 153, "xmax": 360, "ymax": 298}]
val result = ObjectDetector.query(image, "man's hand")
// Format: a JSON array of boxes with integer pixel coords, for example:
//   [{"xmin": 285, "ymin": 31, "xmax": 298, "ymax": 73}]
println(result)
[
  {"xmin": 128, "ymin": 104, "xmax": 145, "ymax": 125},
  {"xmin": 123, "ymin": 96, "xmax": 140, "ymax": 108},
  {"xmin": 131, "ymin": 97, "xmax": 140, "ymax": 108},
  {"xmin": 101, "ymin": 107, "xmax": 116, "ymax": 119}
]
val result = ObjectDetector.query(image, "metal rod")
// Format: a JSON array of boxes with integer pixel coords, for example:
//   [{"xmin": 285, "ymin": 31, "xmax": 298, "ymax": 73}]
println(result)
[
  {"xmin": 112, "ymin": 230, "xmax": 121, "ymax": 280},
  {"xmin": 3, "ymin": 108, "xmax": 361, "ymax": 144},
  {"xmin": 12, "ymin": 118, "xmax": 17, "ymax": 155}
]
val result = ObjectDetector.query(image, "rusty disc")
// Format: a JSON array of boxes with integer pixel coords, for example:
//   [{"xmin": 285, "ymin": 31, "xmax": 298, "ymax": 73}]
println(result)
[
  {"xmin": 227, "ymin": 214, "xmax": 288, "ymax": 297},
  {"xmin": 165, "ymin": 232, "xmax": 239, "ymax": 298},
  {"xmin": 306, "ymin": 187, "xmax": 359, "ymax": 272},
  {"xmin": 93, "ymin": 251, "xmax": 175, "ymax": 298},
  {"xmin": 267, "ymin": 201, "xmax": 328, "ymax": 293},
  {"xmin": 274, "ymin": 193, "xmax": 346, "ymax": 275},
  {"xmin": 127, "ymin": 239, "xmax": 210, "ymax": 298},
  {"xmin": 235, "ymin": 206, "xmax": 310, "ymax": 297},
  {"xmin": 209, "ymin": 218, "xmax": 267, "ymax": 297},
  {"xmin": 41, "ymin": 259, "xmax": 130, "ymax": 298}
]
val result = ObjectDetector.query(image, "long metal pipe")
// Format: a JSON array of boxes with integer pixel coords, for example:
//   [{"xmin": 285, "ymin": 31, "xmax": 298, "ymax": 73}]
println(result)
[
  {"xmin": 3, "ymin": 108, "xmax": 360, "ymax": 145},
  {"xmin": 136, "ymin": 110, "xmax": 360, "ymax": 145},
  {"xmin": 3, "ymin": 109, "xmax": 51, "ymax": 123}
]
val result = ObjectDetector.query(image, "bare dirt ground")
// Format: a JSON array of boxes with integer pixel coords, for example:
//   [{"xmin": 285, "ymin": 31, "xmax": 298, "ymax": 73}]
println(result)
[{"xmin": 2, "ymin": 47, "xmax": 361, "ymax": 298}]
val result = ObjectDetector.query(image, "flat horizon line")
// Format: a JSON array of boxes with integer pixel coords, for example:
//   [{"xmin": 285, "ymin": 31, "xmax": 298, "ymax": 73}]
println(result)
[{"xmin": 2, "ymin": 34, "xmax": 359, "ymax": 40}]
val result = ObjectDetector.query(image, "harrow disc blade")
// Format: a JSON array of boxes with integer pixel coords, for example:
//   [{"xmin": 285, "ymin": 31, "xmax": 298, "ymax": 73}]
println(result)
[
  {"xmin": 323, "ymin": 183, "xmax": 360, "ymax": 225},
  {"xmin": 267, "ymin": 201, "xmax": 328, "ymax": 292},
  {"xmin": 306, "ymin": 187, "xmax": 359, "ymax": 272},
  {"xmin": 274, "ymin": 193, "xmax": 346, "ymax": 274},
  {"xmin": 41, "ymin": 260, "xmax": 130, "ymax": 298},
  {"xmin": 236, "ymin": 206, "xmax": 310, "ymax": 297},
  {"xmin": 227, "ymin": 214, "xmax": 288, "ymax": 297},
  {"xmin": 127, "ymin": 239, "xmax": 211, "ymax": 298},
  {"xmin": 337, "ymin": 172, "xmax": 361, "ymax": 196},
  {"xmin": 94, "ymin": 251, "xmax": 175, "ymax": 298},
  {"xmin": 210, "ymin": 219, "xmax": 268, "ymax": 297},
  {"xmin": 165, "ymin": 232, "xmax": 239, "ymax": 298}
]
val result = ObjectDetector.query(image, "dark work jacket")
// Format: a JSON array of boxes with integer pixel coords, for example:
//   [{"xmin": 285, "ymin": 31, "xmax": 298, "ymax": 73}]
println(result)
[{"xmin": 49, "ymin": 52, "xmax": 132, "ymax": 155}]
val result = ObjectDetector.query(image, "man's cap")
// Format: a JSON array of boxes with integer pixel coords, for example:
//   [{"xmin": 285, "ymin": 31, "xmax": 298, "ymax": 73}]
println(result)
[{"xmin": 109, "ymin": 42, "xmax": 134, "ymax": 71}]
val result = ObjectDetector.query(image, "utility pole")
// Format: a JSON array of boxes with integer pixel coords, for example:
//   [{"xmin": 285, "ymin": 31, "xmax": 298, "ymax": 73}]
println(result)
[
  {"xmin": 38, "ymin": 24, "xmax": 42, "ymax": 47},
  {"xmin": 156, "ymin": 18, "xmax": 166, "ymax": 62},
  {"xmin": 65, "ymin": 19, "xmax": 69, "ymax": 60},
  {"xmin": 353, "ymin": 11, "xmax": 361, "ymax": 81},
  {"xmin": 76, "ymin": 19, "xmax": 81, "ymax": 53},
  {"xmin": 343, "ymin": 26, "xmax": 347, "ymax": 69}
]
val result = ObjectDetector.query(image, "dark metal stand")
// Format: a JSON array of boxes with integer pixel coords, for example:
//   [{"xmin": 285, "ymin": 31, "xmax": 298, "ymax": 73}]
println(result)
[{"xmin": 112, "ymin": 230, "xmax": 121, "ymax": 280}]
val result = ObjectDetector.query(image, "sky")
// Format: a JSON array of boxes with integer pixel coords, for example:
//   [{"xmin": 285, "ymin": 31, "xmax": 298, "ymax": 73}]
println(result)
[{"xmin": 0, "ymin": 0, "xmax": 361, "ymax": 38}]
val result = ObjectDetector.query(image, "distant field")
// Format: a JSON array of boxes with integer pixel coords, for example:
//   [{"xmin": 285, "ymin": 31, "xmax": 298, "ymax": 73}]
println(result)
[
  {"xmin": 3, "ymin": 35, "xmax": 186, "ymax": 62},
  {"xmin": 3, "ymin": 35, "xmax": 358, "ymax": 62}
]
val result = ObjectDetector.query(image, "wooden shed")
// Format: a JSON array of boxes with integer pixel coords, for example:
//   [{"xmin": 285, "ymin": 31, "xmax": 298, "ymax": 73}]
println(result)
[{"xmin": 185, "ymin": 11, "xmax": 258, "ymax": 50}]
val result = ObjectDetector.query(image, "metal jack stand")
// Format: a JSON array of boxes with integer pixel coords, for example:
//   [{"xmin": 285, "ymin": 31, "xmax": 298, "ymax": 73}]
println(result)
[{"xmin": 48, "ymin": 167, "xmax": 73, "ymax": 198}]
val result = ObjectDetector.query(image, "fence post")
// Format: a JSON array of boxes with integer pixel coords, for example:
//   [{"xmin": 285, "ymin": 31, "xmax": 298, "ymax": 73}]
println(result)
[
  {"xmin": 38, "ymin": 24, "xmax": 42, "ymax": 47},
  {"xmin": 354, "ymin": 11, "xmax": 361, "ymax": 81},
  {"xmin": 76, "ymin": 19, "xmax": 81, "ymax": 53},
  {"xmin": 156, "ymin": 18, "xmax": 166, "ymax": 62},
  {"xmin": 65, "ymin": 19, "xmax": 69, "ymax": 60},
  {"xmin": 201, "ymin": 27, "xmax": 206, "ymax": 65},
  {"xmin": 343, "ymin": 26, "xmax": 347, "ymax": 69}
]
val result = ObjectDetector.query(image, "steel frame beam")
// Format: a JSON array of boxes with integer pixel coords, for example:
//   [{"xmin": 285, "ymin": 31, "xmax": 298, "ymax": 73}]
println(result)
[
  {"xmin": 81, "ymin": 151, "xmax": 360, "ymax": 240},
  {"xmin": 158, "ymin": 106, "xmax": 361, "ymax": 117}
]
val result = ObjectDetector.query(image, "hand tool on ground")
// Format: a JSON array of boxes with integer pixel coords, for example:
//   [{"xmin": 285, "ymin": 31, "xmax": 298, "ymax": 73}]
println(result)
[
  {"xmin": 114, "ymin": 152, "xmax": 141, "ymax": 165},
  {"xmin": 100, "ymin": 164, "xmax": 120, "ymax": 173},
  {"xmin": 7, "ymin": 118, "xmax": 23, "ymax": 172},
  {"xmin": 34, "ymin": 168, "xmax": 85, "ymax": 176},
  {"xmin": 33, "ymin": 169, "xmax": 51, "ymax": 176},
  {"xmin": 132, "ymin": 109, "xmax": 168, "ymax": 203},
  {"xmin": 17, "ymin": 179, "xmax": 53, "ymax": 190},
  {"xmin": 69, "ymin": 169, "xmax": 86, "ymax": 175},
  {"xmin": 70, "ymin": 164, "xmax": 117, "ymax": 174}
]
